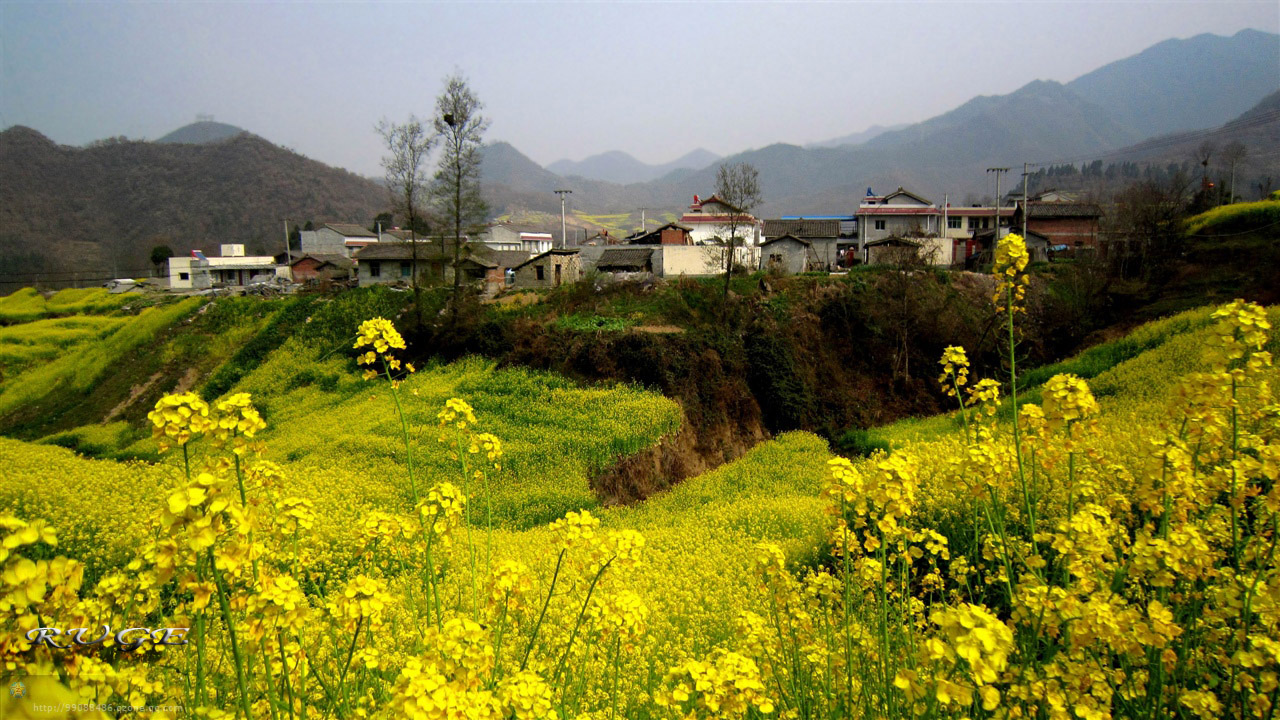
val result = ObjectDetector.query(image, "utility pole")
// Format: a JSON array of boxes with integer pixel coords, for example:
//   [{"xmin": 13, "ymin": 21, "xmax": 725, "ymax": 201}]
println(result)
[
  {"xmin": 282, "ymin": 219, "xmax": 293, "ymax": 281},
  {"xmin": 555, "ymin": 189, "xmax": 573, "ymax": 249},
  {"xmin": 1021, "ymin": 163, "xmax": 1029, "ymax": 242},
  {"xmin": 987, "ymin": 168, "xmax": 1009, "ymax": 244}
]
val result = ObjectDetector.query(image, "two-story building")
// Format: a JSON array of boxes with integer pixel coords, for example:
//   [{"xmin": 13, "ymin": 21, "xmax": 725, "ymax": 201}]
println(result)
[
  {"xmin": 678, "ymin": 194, "xmax": 762, "ymax": 248},
  {"xmin": 299, "ymin": 223, "xmax": 380, "ymax": 259}
]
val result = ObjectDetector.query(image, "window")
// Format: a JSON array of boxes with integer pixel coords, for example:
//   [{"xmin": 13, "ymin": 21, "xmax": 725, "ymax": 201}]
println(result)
[
  {"xmin": 769, "ymin": 253, "xmax": 783, "ymax": 265},
  {"xmin": 948, "ymin": 218, "xmax": 962, "ymax": 229},
  {"xmin": 504, "ymin": 269, "xmax": 515, "ymax": 285},
  {"xmin": 179, "ymin": 272, "xmax": 190, "ymax": 280},
  {"xmin": 400, "ymin": 261, "xmax": 411, "ymax": 277},
  {"xmin": 968, "ymin": 217, "xmax": 979, "ymax": 229},
  {"xmin": 874, "ymin": 220, "xmax": 886, "ymax": 230},
  {"xmin": 369, "ymin": 261, "xmax": 381, "ymax": 278},
  {"xmin": 535, "ymin": 265, "xmax": 544, "ymax": 281}
]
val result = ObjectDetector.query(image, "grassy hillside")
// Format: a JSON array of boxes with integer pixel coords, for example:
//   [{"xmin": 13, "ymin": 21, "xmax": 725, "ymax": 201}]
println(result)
[{"xmin": 2, "ymin": 295, "xmax": 1275, "ymax": 718}]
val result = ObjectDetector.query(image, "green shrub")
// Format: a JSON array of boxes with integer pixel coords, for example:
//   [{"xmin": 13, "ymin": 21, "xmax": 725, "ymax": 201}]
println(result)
[
  {"xmin": 555, "ymin": 313, "xmax": 633, "ymax": 333},
  {"xmin": 832, "ymin": 428, "xmax": 892, "ymax": 458}
]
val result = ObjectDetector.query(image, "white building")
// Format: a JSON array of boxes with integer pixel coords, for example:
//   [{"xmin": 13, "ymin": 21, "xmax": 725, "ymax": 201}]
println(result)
[
  {"xmin": 167, "ymin": 244, "xmax": 283, "ymax": 289},
  {"xmin": 855, "ymin": 187, "xmax": 1013, "ymax": 266},
  {"xmin": 167, "ymin": 255, "xmax": 211, "ymax": 290},
  {"xmin": 480, "ymin": 225, "xmax": 555, "ymax": 254},
  {"xmin": 677, "ymin": 195, "xmax": 763, "ymax": 248}
]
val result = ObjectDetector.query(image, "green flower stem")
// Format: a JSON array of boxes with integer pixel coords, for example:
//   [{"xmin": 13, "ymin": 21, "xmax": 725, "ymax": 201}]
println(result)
[
  {"xmin": 208, "ymin": 548, "xmax": 253, "ymax": 719},
  {"xmin": 520, "ymin": 548, "xmax": 566, "ymax": 671}
]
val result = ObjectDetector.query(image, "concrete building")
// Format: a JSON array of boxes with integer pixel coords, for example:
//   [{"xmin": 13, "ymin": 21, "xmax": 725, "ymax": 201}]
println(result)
[
  {"xmin": 630, "ymin": 222, "xmax": 693, "ymax": 246},
  {"xmin": 760, "ymin": 235, "xmax": 821, "ymax": 274},
  {"xmin": 678, "ymin": 195, "xmax": 762, "ymax": 247},
  {"xmin": 481, "ymin": 225, "xmax": 556, "ymax": 254},
  {"xmin": 167, "ymin": 244, "xmax": 282, "ymax": 289},
  {"xmin": 512, "ymin": 249, "xmax": 581, "ymax": 289},
  {"xmin": 289, "ymin": 253, "xmax": 354, "ymax": 283},
  {"xmin": 595, "ymin": 247, "xmax": 655, "ymax": 274},
  {"xmin": 300, "ymin": 223, "xmax": 379, "ymax": 259},
  {"xmin": 1013, "ymin": 201, "xmax": 1103, "ymax": 249},
  {"xmin": 762, "ymin": 219, "xmax": 841, "ymax": 270},
  {"xmin": 167, "ymin": 255, "xmax": 211, "ymax": 290}
]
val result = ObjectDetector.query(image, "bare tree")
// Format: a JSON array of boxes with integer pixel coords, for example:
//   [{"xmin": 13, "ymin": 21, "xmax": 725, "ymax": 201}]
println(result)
[
  {"xmin": 430, "ymin": 73, "xmax": 490, "ymax": 323},
  {"xmin": 711, "ymin": 162, "xmax": 763, "ymax": 302},
  {"xmin": 377, "ymin": 116, "xmax": 434, "ymax": 323},
  {"xmin": 1222, "ymin": 141, "xmax": 1248, "ymax": 204}
]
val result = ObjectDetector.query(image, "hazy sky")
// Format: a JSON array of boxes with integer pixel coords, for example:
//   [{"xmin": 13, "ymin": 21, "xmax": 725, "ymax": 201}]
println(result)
[{"xmin": 2, "ymin": 1, "xmax": 1277, "ymax": 177}]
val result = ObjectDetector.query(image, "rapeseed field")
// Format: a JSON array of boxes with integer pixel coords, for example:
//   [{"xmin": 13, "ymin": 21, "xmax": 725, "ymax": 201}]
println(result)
[{"xmin": 2, "ymin": 235, "xmax": 1278, "ymax": 719}]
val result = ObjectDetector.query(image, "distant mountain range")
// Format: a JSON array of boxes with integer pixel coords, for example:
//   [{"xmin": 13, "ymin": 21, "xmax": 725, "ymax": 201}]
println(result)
[
  {"xmin": 479, "ymin": 28, "xmax": 1279, "ymax": 215},
  {"xmin": 547, "ymin": 148, "xmax": 720, "ymax": 184},
  {"xmin": 2, "ymin": 28, "xmax": 1276, "ymax": 286}
]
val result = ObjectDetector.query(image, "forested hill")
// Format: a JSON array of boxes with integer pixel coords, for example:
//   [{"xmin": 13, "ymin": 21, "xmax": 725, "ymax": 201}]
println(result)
[{"xmin": 0, "ymin": 126, "xmax": 388, "ymax": 284}]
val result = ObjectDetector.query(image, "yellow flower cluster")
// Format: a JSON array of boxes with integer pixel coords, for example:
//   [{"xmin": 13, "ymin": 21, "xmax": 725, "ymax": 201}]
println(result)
[
  {"xmin": 211, "ymin": 392, "xmax": 266, "ymax": 453},
  {"xmin": 354, "ymin": 316, "xmax": 413, "ymax": 380},
  {"xmin": 992, "ymin": 232, "xmax": 1030, "ymax": 312},
  {"xmin": 938, "ymin": 345, "xmax": 970, "ymax": 397},
  {"xmin": 147, "ymin": 391, "xmax": 214, "ymax": 450},
  {"xmin": 417, "ymin": 482, "xmax": 467, "ymax": 541},
  {"xmin": 438, "ymin": 396, "xmax": 478, "ymax": 430},
  {"xmin": 1040, "ymin": 372, "xmax": 1100, "ymax": 435},
  {"xmin": 656, "ymin": 649, "xmax": 775, "ymax": 717}
]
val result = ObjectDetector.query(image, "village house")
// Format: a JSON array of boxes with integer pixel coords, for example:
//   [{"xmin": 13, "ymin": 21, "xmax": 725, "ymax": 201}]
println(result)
[
  {"xmin": 762, "ymin": 219, "xmax": 841, "ymax": 271},
  {"xmin": 167, "ymin": 244, "xmax": 283, "ymax": 290},
  {"xmin": 630, "ymin": 222, "xmax": 694, "ymax": 246},
  {"xmin": 480, "ymin": 225, "xmax": 556, "ymax": 255},
  {"xmin": 1012, "ymin": 199, "xmax": 1102, "ymax": 249},
  {"xmin": 968, "ymin": 228, "xmax": 1051, "ymax": 267},
  {"xmin": 353, "ymin": 241, "xmax": 527, "ymax": 290},
  {"xmin": 584, "ymin": 230, "xmax": 622, "ymax": 246},
  {"xmin": 855, "ymin": 188, "xmax": 1016, "ymax": 266},
  {"xmin": 288, "ymin": 253, "xmax": 354, "ymax": 283},
  {"xmin": 595, "ymin": 247, "xmax": 655, "ymax": 274},
  {"xmin": 864, "ymin": 237, "xmax": 925, "ymax": 265},
  {"xmin": 299, "ymin": 223, "xmax": 380, "ymax": 258},
  {"xmin": 760, "ymin": 234, "xmax": 822, "ymax": 274},
  {"xmin": 678, "ymin": 194, "xmax": 762, "ymax": 247},
  {"xmin": 512, "ymin": 249, "xmax": 581, "ymax": 289}
]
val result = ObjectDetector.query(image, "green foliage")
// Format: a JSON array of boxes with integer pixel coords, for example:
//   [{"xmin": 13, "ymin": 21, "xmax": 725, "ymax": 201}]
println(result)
[
  {"xmin": 554, "ymin": 313, "xmax": 633, "ymax": 333},
  {"xmin": 1018, "ymin": 306, "xmax": 1215, "ymax": 393},
  {"xmin": 832, "ymin": 428, "xmax": 892, "ymax": 458},
  {"xmin": 1184, "ymin": 199, "xmax": 1280, "ymax": 235},
  {"xmin": 201, "ymin": 295, "xmax": 318, "ymax": 399}
]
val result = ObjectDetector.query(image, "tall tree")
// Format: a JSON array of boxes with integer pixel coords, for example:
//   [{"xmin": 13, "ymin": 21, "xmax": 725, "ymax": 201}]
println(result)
[
  {"xmin": 712, "ymin": 162, "xmax": 763, "ymax": 302},
  {"xmin": 377, "ymin": 116, "xmax": 434, "ymax": 322},
  {"xmin": 1222, "ymin": 141, "xmax": 1248, "ymax": 204},
  {"xmin": 430, "ymin": 73, "xmax": 489, "ymax": 322}
]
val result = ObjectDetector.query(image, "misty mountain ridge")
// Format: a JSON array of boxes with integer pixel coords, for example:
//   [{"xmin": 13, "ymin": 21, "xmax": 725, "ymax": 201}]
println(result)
[
  {"xmin": 481, "ymin": 28, "xmax": 1277, "ymax": 214},
  {"xmin": 157, "ymin": 120, "xmax": 250, "ymax": 144},
  {"xmin": 547, "ymin": 147, "xmax": 721, "ymax": 184},
  {"xmin": 806, "ymin": 123, "xmax": 911, "ymax": 149}
]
